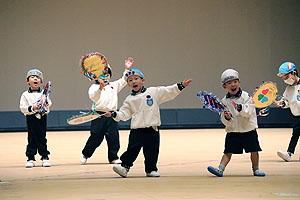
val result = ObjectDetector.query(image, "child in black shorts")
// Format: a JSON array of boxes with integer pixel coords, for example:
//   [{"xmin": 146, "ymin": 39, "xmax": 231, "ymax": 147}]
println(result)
[{"xmin": 207, "ymin": 69, "xmax": 265, "ymax": 177}]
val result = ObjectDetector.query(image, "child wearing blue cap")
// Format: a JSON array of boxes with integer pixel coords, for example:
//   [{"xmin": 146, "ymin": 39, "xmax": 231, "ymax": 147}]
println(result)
[
  {"xmin": 276, "ymin": 62, "xmax": 300, "ymax": 162},
  {"xmin": 20, "ymin": 69, "xmax": 52, "ymax": 168},
  {"xmin": 105, "ymin": 68, "xmax": 192, "ymax": 178}
]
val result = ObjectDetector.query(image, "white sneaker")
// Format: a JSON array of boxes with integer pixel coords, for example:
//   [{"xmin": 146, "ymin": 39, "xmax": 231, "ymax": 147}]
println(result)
[
  {"xmin": 146, "ymin": 171, "xmax": 160, "ymax": 177},
  {"xmin": 80, "ymin": 155, "xmax": 88, "ymax": 165},
  {"xmin": 42, "ymin": 160, "xmax": 51, "ymax": 167},
  {"xmin": 113, "ymin": 165, "xmax": 128, "ymax": 178},
  {"xmin": 110, "ymin": 159, "xmax": 122, "ymax": 164},
  {"xmin": 277, "ymin": 150, "xmax": 291, "ymax": 162},
  {"xmin": 25, "ymin": 160, "xmax": 35, "ymax": 168}
]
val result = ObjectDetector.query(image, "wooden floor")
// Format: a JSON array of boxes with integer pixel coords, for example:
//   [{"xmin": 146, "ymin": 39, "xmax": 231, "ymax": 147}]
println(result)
[{"xmin": 0, "ymin": 128, "xmax": 299, "ymax": 200}]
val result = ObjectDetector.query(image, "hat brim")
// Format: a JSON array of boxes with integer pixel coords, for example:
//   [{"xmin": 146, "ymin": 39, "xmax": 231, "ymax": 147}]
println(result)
[
  {"xmin": 277, "ymin": 72, "xmax": 288, "ymax": 77},
  {"xmin": 222, "ymin": 78, "xmax": 239, "ymax": 84}
]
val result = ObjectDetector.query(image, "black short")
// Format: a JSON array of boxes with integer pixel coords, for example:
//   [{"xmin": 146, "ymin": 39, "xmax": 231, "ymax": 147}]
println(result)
[{"xmin": 224, "ymin": 129, "xmax": 262, "ymax": 154}]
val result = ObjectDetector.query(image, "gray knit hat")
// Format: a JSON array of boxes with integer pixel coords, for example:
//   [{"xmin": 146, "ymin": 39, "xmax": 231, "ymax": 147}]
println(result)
[
  {"xmin": 221, "ymin": 69, "xmax": 239, "ymax": 84},
  {"xmin": 26, "ymin": 69, "xmax": 43, "ymax": 82}
]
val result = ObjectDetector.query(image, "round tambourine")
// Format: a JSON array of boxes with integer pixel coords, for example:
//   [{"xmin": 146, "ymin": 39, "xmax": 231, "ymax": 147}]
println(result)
[
  {"xmin": 67, "ymin": 112, "xmax": 102, "ymax": 125},
  {"xmin": 253, "ymin": 82, "xmax": 278, "ymax": 108},
  {"xmin": 80, "ymin": 52, "xmax": 109, "ymax": 81}
]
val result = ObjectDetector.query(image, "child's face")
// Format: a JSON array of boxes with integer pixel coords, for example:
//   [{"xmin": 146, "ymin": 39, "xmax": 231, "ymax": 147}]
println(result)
[
  {"xmin": 280, "ymin": 72, "xmax": 298, "ymax": 85},
  {"xmin": 103, "ymin": 74, "xmax": 111, "ymax": 86},
  {"xmin": 127, "ymin": 75, "xmax": 145, "ymax": 92},
  {"xmin": 281, "ymin": 73, "xmax": 293, "ymax": 80},
  {"xmin": 27, "ymin": 75, "xmax": 42, "ymax": 90},
  {"xmin": 223, "ymin": 79, "xmax": 240, "ymax": 95}
]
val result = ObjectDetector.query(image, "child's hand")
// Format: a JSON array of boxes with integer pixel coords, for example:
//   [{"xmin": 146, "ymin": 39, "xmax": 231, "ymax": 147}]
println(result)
[
  {"xmin": 232, "ymin": 100, "xmax": 242, "ymax": 112},
  {"xmin": 98, "ymin": 79, "xmax": 105, "ymax": 91},
  {"xmin": 32, "ymin": 104, "xmax": 39, "ymax": 111},
  {"xmin": 275, "ymin": 100, "xmax": 283, "ymax": 107},
  {"xmin": 125, "ymin": 57, "xmax": 134, "ymax": 70},
  {"xmin": 224, "ymin": 111, "xmax": 232, "ymax": 120},
  {"xmin": 182, "ymin": 79, "xmax": 192, "ymax": 87},
  {"xmin": 232, "ymin": 100, "xmax": 237, "ymax": 110},
  {"xmin": 104, "ymin": 112, "xmax": 112, "ymax": 117}
]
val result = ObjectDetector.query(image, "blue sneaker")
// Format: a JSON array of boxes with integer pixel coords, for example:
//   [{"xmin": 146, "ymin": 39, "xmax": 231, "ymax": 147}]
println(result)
[
  {"xmin": 253, "ymin": 169, "xmax": 265, "ymax": 177},
  {"xmin": 207, "ymin": 166, "xmax": 223, "ymax": 177}
]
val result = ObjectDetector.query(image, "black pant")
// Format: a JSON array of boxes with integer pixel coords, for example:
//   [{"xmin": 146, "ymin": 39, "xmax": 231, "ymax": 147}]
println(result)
[
  {"xmin": 26, "ymin": 114, "xmax": 50, "ymax": 161},
  {"xmin": 82, "ymin": 116, "xmax": 120, "ymax": 162},
  {"xmin": 120, "ymin": 127, "xmax": 160, "ymax": 173},
  {"xmin": 288, "ymin": 115, "xmax": 300, "ymax": 154}
]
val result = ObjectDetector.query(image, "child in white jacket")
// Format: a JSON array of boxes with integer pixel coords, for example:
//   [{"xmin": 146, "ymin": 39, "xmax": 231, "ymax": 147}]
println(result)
[
  {"xmin": 207, "ymin": 69, "xmax": 265, "ymax": 177},
  {"xmin": 80, "ymin": 58, "xmax": 133, "ymax": 165},
  {"xmin": 20, "ymin": 69, "xmax": 52, "ymax": 168},
  {"xmin": 105, "ymin": 68, "xmax": 192, "ymax": 178},
  {"xmin": 276, "ymin": 62, "xmax": 300, "ymax": 162}
]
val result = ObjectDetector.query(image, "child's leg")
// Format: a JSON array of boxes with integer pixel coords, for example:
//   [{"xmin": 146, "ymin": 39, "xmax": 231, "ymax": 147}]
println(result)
[
  {"xmin": 36, "ymin": 115, "xmax": 50, "ymax": 160},
  {"xmin": 25, "ymin": 115, "xmax": 40, "ymax": 160},
  {"xmin": 287, "ymin": 131, "xmax": 300, "ymax": 154},
  {"xmin": 287, "ymin": 115, "xmax": 300, "ymax": 154},
  {"xmin": 119, "ymin": 129, "xmax": 143, "ymax": 169},
  {"xmin": 112, "ymin": 129, "xmax": 144, "ymax": 178},
  {"xmin": 82, "ymin": 117, "xmax": 106, "ymax": 158},
  {"xmin": 250, "ymin": 152, "xmax": 265, "ymax": 176},
  {"xmin": 250, "ymin": 151, "xmax": 259, "ymax": 167},
  {"xmin": 25, "ymin": 132, "xmax": 37, "ymax": 161},
  {"xmin": 278, "ymin": 124, "xmax": 300, "ymax": 161},
  {"xmin": 142, "ymin": 128, "xmax": 160, "ymax": 174},
  {"xmin": 207, "ymin": 153, "xmax": 232, "ymax": 177},
  {"xmin": 208, "ymin": 132, "xmax": 237, "ymax": 177},
  {"xmin": 217, "ymin": 153, "xmax": 232, "ymax": 172},
  {"xmin": 220, "ymin": 153, "xmax": 232, "ymax": 167},
  {"xmin": 105, "ymin": 119, "xmax": 120, "ymax": 163}
]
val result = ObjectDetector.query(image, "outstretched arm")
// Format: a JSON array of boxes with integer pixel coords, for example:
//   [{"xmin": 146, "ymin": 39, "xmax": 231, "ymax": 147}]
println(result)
[{"xmin": 125, "ymin": 57, "xmax": 134, "ymax": 70}]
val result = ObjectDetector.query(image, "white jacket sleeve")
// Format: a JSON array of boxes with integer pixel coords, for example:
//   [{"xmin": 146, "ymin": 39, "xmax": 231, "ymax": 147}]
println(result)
[
  {"xmin": 114, "ymin": 99, "xmax": 133, "ymax": 122},
  {"xmin": 88, "ymin": 84, "xmax": 102, "ymax": 102},
  {"xmin": 220, "ymin": 112, "xmax": 233, "ymax": 127},
  {"xmin": 281, "ymin": 90, "xmax": 290, "ymax": 108},
  {"xmin": 19, "ymin": 94, "xmax": 35, "ymax": 115},
  {"xmin": 156, "ymin": 84, "xmax": 181, "ymax": 105},
  {"xmin": 239, "ymin": 95, "xmax": 256, "ymax": 118},
  {"xmin": 114, "ymin": 70, "xmax": 129, "ymax": 93}
]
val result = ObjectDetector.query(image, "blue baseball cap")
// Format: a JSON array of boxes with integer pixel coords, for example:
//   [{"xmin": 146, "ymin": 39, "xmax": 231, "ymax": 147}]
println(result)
[
  {"xmin": 125, "ymin": 68, "xmax": 144, "ymax": 80},
  {"xmin": 277, "ymin": 62, "xmax": 296, "ymax": 77}
]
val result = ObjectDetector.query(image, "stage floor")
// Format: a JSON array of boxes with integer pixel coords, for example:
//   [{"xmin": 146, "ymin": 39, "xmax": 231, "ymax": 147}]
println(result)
[{"xmin": 0, "ymin": 128, "xmax": 299, "ymax": 200}]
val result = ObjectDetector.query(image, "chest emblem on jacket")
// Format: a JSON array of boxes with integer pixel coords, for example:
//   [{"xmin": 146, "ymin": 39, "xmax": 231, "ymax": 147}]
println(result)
[
  {"xmin": 146, "ymin": 95, "xmax": 153, "ymax": 106},
  {"xmin": 296, "ymin": 90, "xmax": 300, "ymax": 101}
]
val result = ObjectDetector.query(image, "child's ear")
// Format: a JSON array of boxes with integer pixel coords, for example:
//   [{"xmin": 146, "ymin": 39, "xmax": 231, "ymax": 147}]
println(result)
[{"xmin": 222, "ymin": 84, "xmax": 226, "ymax": 89}]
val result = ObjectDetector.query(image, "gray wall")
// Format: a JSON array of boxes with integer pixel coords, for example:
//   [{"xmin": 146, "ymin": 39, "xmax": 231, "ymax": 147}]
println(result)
[{"xmin": 0, "ymin": 0, "xmax": 299, "ymax": 112}]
